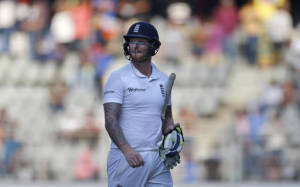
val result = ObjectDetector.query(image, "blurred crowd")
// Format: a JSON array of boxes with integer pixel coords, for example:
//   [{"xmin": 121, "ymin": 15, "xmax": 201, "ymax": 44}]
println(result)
[{"xmin": 0, "ymin": 0, "xmax": 300, "ymax": 183}]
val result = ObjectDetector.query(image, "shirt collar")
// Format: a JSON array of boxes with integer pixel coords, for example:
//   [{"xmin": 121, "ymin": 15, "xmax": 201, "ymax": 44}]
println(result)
[{"xmin": 130, "ymin": 62, "xmax": 160, "ymax": 80}]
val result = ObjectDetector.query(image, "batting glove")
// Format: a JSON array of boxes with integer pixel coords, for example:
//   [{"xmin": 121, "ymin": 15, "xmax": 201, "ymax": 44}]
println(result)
[{"xmin": 158, "ymin": 127, "xmax": 184, "ymax": 169}]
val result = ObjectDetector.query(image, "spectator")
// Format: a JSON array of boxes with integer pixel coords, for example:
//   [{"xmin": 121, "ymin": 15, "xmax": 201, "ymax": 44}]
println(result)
[
  {"xmin": 260, "ymin": 111, "xmax": 286, "ymax": 180},
  {"xmin": 259, "ymin": 80, "xmax": 283, "ymax": 111},
  {"xmin": 0, "ymin": 108, "xmax": 21, "ymax": 176},
  {"xmin": 76, "ymin": 48, "xmax": 95, "ymax": 89},
  {"xmin": 190, "ymin": 22, "xmax": 205, "ymax": 59},
  {"xmin": 50, "ymin": 1, "xmax": 75, "ymax": 48},
  {"xmin": 182, "ymin": 137, "xmax": 198, "ymax": 183},
  {"xmin": 117, "ymin": 0, "xmax": 152, "ymax": 21},
  {"xmin": 234, "ymin": 108, "xmax": 250, "ymax": 138},
  {"xmin": 73, "ymin": 110, "xmax": 101, "ymax": 147},
  {"xmin": 89, "ymin": 44, "xmax": 113, "ymax": 99},
  {"xmin": 21, "ymin": 0, "xmax": 50, "ymax": 60},
  {"xmin": 159, "ymin": 2, "xmax": 192, "ymax": 65},
  {"xmin": 201, "ymin": 16, "xmax": 225, "ymax": 66},
  {"xmin": 239, "ymin": 0, "xmax": 263, "ymax": 65},
  {"xmin": 58, "ymin": 110, "xmax": 100, "ymax": 147},
  {"xmin": 286, "ymin": 25, "xmax": 300, "ymax": 74},
  {"xmin": 252, "ymin": 0, "xmax": 282, "ymax": 22},
  {"xmin": 281, "ymin": 81, "xmax": 297, "ymax": 106},
  {"xmin": 71, "ymin": 0, "xmax": 92, "ymax": 51},
  {"xmin": 203, "ymin": 143, "xmax": 222, "ymax": 181},
  {"xmin": 213, "ymin": 0, "xmax": 239, "ymax": 59},
  {"xmin": 48, "ymin": 76, "xmax": 68, "ymax": 113},
  {"xmin": 248, "ymin": 105, "xmax": 268, "ymax": 144},
  {"xmin": 72, "ymin": 148, "xmax": 100, "ymax": 181},
  {"xmin": 0, "ymin": 0, "xmax": 16, "ymax": 54},
  {"xmin": 92, "ymin": 0, "xmax": 117, "ymax": 16},
  {"xmin": 256, "ymin": 31, "xmax": 275, "ymax": 68},
  {"xmin": 178, "ymin": 107, "xmax": 197, "ymax": 135},
  {"xmin": 265, "ymin": 3, "xmax": 292, "ymax": 64}
]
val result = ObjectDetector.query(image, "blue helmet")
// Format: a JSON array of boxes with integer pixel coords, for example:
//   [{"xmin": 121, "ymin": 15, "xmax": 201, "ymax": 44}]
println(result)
[{"xmin": 123, "ymin": 22, "xmax": 161, "ymax": 57}]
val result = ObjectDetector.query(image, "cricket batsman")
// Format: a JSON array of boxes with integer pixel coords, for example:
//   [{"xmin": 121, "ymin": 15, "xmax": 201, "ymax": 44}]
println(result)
[{"xmin": 103, "ymin": 21, "xmax": 184, "ymax": 187}]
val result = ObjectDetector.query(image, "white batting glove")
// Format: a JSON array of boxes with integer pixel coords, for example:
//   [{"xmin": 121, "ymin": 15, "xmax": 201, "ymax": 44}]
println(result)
[{"xmin": 158, "ymin": 127, "xmax": 184, "ymax": 169}]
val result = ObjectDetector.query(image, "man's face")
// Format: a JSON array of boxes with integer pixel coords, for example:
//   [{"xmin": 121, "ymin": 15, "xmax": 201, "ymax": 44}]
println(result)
[{"xmin": 128, "ymin": 38, "xmax": 152, "ymax": 62}]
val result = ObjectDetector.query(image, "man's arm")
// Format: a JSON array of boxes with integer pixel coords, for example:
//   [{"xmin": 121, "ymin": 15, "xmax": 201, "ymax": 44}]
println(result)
[
  {"xmin": 104, "ymin": 103, "xmax": 144, "ymax": 167},
  {"xmin": 160, "ymin": 106, "xmax": 183, "ymax": 170},
  {"xmin": 104, "ymin": 103, "xmax": 127, "ymax": 147},
  {"xmin": 162, "ymin": 106, "xmax": 179, "ymax": 135}
]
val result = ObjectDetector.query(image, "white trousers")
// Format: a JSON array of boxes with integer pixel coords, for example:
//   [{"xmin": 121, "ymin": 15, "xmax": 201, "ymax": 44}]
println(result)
[{"xmin": 107, "ymin": 149, "xmax": 173, "ymax": 187}]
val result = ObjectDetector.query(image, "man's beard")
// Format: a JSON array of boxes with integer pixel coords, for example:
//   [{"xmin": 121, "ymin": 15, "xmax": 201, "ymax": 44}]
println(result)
[{"xmin": 130, "ymin": 48, "xmax": 151, "ymax": 63}]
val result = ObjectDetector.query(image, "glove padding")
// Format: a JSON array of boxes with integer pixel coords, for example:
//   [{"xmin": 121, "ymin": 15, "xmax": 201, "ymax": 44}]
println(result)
[
  {"xmin": 164, "ymin": 153, "xmax": 180, "ymax": 169},
  {"xmin": 158, "ymin": 127, "xmax": 184, "ymax": 169}
]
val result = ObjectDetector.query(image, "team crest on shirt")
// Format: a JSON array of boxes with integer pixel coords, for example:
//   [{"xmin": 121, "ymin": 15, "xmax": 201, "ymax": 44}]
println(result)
[{"xmin": 160, "ymin": 84, "xmax": 165, "ymax": 97}]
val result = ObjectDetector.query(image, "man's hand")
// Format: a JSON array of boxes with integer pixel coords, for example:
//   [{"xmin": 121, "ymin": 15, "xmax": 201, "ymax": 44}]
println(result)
[
  {"xmin": 120, "ymin": 144, "xmax": 144, "ymax": 168},
  {"xmin": 163, "ymin": 122, "xmax": 180, "ymax": 135}
]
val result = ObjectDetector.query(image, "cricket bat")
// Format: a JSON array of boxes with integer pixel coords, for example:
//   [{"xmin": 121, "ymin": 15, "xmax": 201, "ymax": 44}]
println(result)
[{"xmin": 161, "ymin": 73, "xmax": 176, "ymax": 120}]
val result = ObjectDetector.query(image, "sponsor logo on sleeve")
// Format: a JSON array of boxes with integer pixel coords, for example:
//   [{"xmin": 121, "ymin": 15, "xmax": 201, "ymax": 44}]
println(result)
[{"xmin": 104, "ymin": 90, "xmax": 115, "ymax": 95}]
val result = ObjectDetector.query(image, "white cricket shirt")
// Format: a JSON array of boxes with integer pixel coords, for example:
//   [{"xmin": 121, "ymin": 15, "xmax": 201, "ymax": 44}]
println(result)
[{"xmin": 103, "ymin": 62, "xmax": 171, "ymax": 151}]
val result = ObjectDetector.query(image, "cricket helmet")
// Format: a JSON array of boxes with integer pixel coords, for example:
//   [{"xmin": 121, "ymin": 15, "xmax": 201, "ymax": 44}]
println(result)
[{"xmin": 123, "ymin": 22, "xmax": 161, "ymax": 57}]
